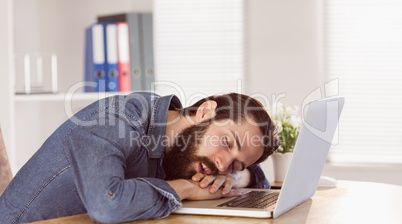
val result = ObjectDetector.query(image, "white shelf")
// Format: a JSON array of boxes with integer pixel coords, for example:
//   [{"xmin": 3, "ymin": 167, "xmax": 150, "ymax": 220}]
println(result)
[{"xmin": 14, "ymin": 92, "xmax": 134, "ymax": 103}]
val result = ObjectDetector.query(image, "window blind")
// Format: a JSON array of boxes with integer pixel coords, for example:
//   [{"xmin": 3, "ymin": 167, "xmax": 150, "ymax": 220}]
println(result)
[
  {"xmin": 153, "ymin": 0, "xmax": 245, "ymax": 106},
  {"xmin": 326, "ymin": 0, "xmax": 402, "ymax": 163}
]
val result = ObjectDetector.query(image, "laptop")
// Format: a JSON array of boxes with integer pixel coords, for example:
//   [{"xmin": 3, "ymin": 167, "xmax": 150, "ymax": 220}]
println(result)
[{"xmin": 174, "ymin": 97, "xmax": 345, "ymax": 218}]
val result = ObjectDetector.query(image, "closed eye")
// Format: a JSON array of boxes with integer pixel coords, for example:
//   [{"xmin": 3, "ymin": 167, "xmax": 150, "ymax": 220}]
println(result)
[{"xmin": 224, "ymin": 136, "xmax": 231, "ymax": 150}]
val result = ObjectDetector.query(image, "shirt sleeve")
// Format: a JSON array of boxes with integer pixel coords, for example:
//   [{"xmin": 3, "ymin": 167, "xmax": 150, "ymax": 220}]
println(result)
[
  {"xmin": 247, "ymin": 164, "xmax": 270, "ymax": 189},
  {"xmin": 62, "ymin": 124, "xmax": 181, "ymax": 223}
]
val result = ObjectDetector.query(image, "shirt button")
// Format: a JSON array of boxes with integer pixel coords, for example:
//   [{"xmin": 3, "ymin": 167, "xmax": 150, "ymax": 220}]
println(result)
[{"xmin": 107, "ymin": 192, "xmax": 115, "ymax": 198}]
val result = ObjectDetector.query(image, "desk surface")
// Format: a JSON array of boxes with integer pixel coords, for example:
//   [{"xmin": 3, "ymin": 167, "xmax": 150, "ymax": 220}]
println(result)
[{"xmin": 31, "ymin": 181, "xmax": 402, "ymax": 224}]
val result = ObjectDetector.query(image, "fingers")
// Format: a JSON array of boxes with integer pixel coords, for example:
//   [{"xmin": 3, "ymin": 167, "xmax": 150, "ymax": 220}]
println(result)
[
  {"xmin": 209, "ymin": 176, "xmax": 227, "ymax": 194},
  {"xmin": 191, "ymin": 173, "xmax": 205, "ymax": 182},
  {"xmin": 192, "ymin": 173, "xmax": 218, "ymax": 189},
  {"xmin": 221, "ymin": 176, "xmax": 235, "ymax": 195},
  {"xmin": 190, "ymin": 173, "xmax": 238, "ymax": 195},
  {"xmin": 222, "ymin": 189, "xmax": 243, "ymax": 197},
  {"xmin": 201, "ymin": 175, "xmax": 220, "ymax": 189},
  {"xmin": 185, "ymin": 177, "xmax": 243, "ymax": 201}
]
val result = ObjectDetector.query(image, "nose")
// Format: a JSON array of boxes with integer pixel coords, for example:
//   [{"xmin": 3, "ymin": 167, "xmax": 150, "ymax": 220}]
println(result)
[{"xmin": 215, "ymin": 156, "xmax": 233, "ymax": 175}]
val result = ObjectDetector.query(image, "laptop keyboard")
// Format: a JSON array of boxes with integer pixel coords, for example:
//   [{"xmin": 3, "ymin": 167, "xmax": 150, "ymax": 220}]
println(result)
[{"xmin": 217, "ymin": 191, "xmax": 279, "ymax": 209}]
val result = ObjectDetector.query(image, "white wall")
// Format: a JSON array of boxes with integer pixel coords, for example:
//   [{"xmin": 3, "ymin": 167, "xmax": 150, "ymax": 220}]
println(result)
[
  {"xmin": 245, "ymin": 0, "xmax": 324, "ymax": 106},
  {"xmin": 246, "ymin": 0, "xmax": 402, "ymax": 186},
  {"xmin": 246, "ymin": 0, "xmax": 323, "ymax": 183}
]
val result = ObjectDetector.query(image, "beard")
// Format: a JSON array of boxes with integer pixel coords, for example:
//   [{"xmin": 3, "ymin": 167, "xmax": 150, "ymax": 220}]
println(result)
[{"xmin": 163, "ymin": 122, "xmax": 218, "ymax": 180}]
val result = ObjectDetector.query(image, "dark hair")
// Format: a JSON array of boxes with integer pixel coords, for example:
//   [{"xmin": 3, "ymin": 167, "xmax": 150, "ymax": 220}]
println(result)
[{"xmin": 179, "ymin": 93, "xmax": 279, "ymax": 164}]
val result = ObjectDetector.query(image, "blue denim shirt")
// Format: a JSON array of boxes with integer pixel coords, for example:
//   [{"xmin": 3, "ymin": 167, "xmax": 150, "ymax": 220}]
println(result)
[{"xmin": 0, "ymin": 92, "xmax": 269, "ymax": 224}]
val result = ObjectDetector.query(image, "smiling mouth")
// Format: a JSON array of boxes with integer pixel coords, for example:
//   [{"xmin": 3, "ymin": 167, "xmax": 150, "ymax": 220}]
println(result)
[{"xmin": 198, "ymin": 162, "xmax": 212, "ymax": 175}]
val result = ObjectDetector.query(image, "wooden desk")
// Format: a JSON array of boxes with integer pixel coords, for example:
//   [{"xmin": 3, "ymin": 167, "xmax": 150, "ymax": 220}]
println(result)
[{"xmin": 31, "ymin": 181, "xmax": 402, "ymax": 224}]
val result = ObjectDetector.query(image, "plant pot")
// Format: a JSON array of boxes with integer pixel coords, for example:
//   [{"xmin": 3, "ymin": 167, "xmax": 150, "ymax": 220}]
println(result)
[{"xmin": 271, "ymin": 152, "xmax": 293, "ymax": 183}]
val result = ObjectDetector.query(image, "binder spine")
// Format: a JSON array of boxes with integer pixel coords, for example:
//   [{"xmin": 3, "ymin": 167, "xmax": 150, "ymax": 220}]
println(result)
[
  {"xmin": 85, "ymin": 24, "xmax": 106, "ymax": 92},
  {"xmin": 117, "ymin": 22, "xmax": 132, "ymax": 92},
  {"xmin": 141, "ymin": 13, "xmax": 155, "ymax": 91},
  {"xmin": 127, "ymin": 13, "xmax": 143, "ymax": 91},
  {"xmin": 104, "ymin": 23, "xmax": 119, "ymax": 92}
]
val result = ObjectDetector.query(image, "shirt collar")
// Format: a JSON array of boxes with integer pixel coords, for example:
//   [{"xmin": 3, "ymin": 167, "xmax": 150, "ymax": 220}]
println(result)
[{"xmin": 146, "ymin": 94, "xmax": 182, "ymax": 158}]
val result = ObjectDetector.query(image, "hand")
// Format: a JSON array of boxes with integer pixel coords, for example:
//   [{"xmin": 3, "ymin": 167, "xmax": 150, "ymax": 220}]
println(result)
[
  {"xmin": 185, "ymin": 180, "xmax": 242, "ymax": 201},
  {"xmin": 191, "ymin": 173, "xmax": 239, "ymax": 195},
  {"xmin": 166, "ymin": 179, "xmax": 242, "ymax": 201}
]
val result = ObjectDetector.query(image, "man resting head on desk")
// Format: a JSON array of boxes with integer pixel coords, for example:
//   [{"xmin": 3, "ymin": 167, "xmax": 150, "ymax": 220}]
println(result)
[{"xmin": 0, "ymin": 92, "xmax": 279, "ymax": 223}]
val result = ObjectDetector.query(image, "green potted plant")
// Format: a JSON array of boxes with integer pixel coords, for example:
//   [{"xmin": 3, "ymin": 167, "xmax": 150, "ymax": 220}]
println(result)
[{"xmin": 271, "ymin": 103, "xmax": 301, "ymax": 182}]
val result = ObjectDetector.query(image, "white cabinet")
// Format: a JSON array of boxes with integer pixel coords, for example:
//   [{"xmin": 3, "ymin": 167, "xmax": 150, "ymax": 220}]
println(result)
[{"xmin": 1, "ymin": 0, "xmax": 152, "ymax": 174}]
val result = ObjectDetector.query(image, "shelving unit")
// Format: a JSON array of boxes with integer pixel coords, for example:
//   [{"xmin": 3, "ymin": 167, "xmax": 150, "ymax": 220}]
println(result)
[
  {"xmin": 1, "ymin": 0, "xmax": 153, "ymax": 174},
  {"xmin": 0, "ymin": 0, "xmax": 16, "ymax": 174},
  {"xmin": 14, "ymin": 92, "xmax": 132, "ymax": 102}
]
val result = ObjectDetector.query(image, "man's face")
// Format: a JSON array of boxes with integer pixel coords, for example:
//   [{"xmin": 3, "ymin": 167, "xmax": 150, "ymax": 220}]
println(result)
[{"xmin": 163, "ymin": 119, "xmax": 264, "ymax": 180}]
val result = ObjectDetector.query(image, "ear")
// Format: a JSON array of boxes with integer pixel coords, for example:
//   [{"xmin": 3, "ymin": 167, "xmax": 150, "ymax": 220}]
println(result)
[{"xmin": 195, "ymin": 100, "xmax": 217, "ymax": 123}]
